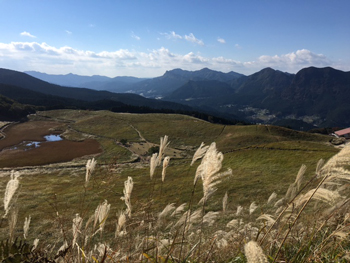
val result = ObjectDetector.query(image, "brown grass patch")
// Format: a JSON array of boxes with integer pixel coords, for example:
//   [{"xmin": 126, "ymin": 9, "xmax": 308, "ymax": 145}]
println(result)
[
  {"xmin": 0, "ymin": 139, "xmax": 102, "ymax": 168},
  {"xmin": 0, "ymin": 121, "xmax": 64, "ymax": 149},
  {"xmin": 0, "ymin": 121, "xmax": 102, "ymax": 168}
]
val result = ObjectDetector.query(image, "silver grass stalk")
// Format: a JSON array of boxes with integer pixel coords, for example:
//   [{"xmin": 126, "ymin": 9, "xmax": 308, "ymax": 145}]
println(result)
[
  {"xmin": 8, "ymin": 207, "xmax": 18, "ymax": 243},
  {"xmin": 150, "ymin": 153, "xmax": 158, "ymax": 179},
  {"xmin": 216, "ymin": 238, "xmax": 228, "ymax": 249},
  {"xmin": 85, "ymin": 158, "xmax": 97, "ymax": 186},
  {"xmin": 295, "ymin": 164, "xmax": 307, "ymax": 191},
  {"xmin": 331, "ymin": 229, "xmax": 349, "ymax": 240},
  {"xmin": 226, "ymin": 219, "xmax": 239, "ymax": 228},
  {"xmin": 175, "ymin": 209, "xmax": 202, "ymax": 228},
  {"xmin": 57, "ymin": 241, "xmax": 69, "ymax": 255},
  {"xmin": 115, "ymin": 211, "xmax": 127, "ymax": 237},
  {"xmin": 157, "ymin": 135, "xmax": 170, "ymax": 166},
  {"xmin": 274, "ymin": 198, "xmax": 285, "ymax": 208},
  {"xmin": 194, "ymin": 142, "xmax": 223, "ymax": 186},
  {"xmin": 32, "ymin": 239, "xmax": 39, "ymax": 251},
  {"xmin": 4, "ymin": 170, "xmax": 20, "ymax": 217},
  {"xmin": 121, "ymin": 176, "xmax": 133, "ymax": 217},
  {"xmin": 158, "ymin": 203, "xmax": 176, "ymax": 220},
  {"xmin": 190, "ymin": 142, "xmax": 209, "ymax": 166},
  {"xmin": 203, "ymin": 211, "xmax": 219, "ymax": 226},
  {"xmin": 296, "ymin": 188, "xmax": 341, "ymax": 207},
  {"xmin": 94, "ymin": 200, "xmax": 111, "ymax": 232},
  {"xmin": 23, "ymin": 215, "xmax": 31, "ymax": 239},
  {"xmin": 222, "ymin": 191, "xmax": 228, "ymax": 213},
  {"xmin": 316, "ymin": 159, "xmax": 325, "ymax": 175},
  {"xmin": 323, "ymin": 167, "xmax": 350, "ymax": 186},
  {"xmin": 256, "ymin": 214, "xmax": 275, "ymax": 226},
  {"xmin": 321, "ymin": 144, "xmax": 350, "ymax": 172},
  {"xmin": 267, "ymin": 192, "xmax": 277, "ymax": 205},
  {"xmin": 161, "ymin": 156, "xmax": 171, "ymax": 182},
  {"xmin": 285, "ymin": 164, "xmax": 307, "ymax": 201},
  {"xmin": 244, "ymin": 240, "xmax": 268, "ymax": 263},
  {"xmin": 195, "ymin": 142, "xmax": 230, "ymax": 203},
  {"xmin": 236, "ymin": 205, "xmax": 243, "ymax": 216},
  {"xmin": 170, "ymin": 203, "xmax": 187, "ymax": 217},
  {"xmin": 72, "ymin": 213, "xmax": 83, "ymax": 247},
  {"xmin": 189, "ymin": 209, "xmax": 202, "ymax": 224},
  {"xmin": 249, "ymin": 202, "xmax": 258, "ymax": 215}
]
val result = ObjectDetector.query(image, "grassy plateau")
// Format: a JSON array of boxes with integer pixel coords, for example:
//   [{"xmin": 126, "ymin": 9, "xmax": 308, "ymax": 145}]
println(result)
[{"xmin": 0, "ymin": 109, "xmax": 348, "ymax": 262}]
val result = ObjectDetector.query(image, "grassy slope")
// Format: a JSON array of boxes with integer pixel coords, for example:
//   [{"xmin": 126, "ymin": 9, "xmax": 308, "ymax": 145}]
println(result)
[{"xmin": 0, "ymin": 109, "xmax": 338, "ymax": 247}]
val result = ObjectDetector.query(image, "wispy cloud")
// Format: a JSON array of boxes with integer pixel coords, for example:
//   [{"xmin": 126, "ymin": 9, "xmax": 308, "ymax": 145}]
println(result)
[
  {"xmin": 235, "ymin": 44, "xmax": 242, "ymax": 49},
  {"xmin": 162, "ymin": 31, "xmax": 182, "ymax": 40},
  {"xmin": 161, "ymin": 31, "xmax": 205, "ymax": 46},
  {"xmin": 131, "ymin": 32, "xmax": 141, "ymax": 41},
  {"xmin": 20, "ymin": 31, "xmax": 36, "ymax": 38},
  {"xmin": 65, "ymin": 30, "xmax": 72, "ymax": 35},
  {"xmin": 217, "ymin": 38, "xmax": 226, "ymax": 44},
  {"xmin": 0, "ymin": 42, "xmax": 342, "ymax": 77},
  {"xmin": 184, "ymin": 33, "xmax": 204, "ymax": 46}
]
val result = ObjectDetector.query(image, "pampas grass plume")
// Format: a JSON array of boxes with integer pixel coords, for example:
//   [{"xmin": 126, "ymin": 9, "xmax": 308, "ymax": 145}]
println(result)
[
  {"xmin": 85, "ymin": 158, "xmax": 97, "ymax": 186},
  {"xmin": 190, "ymin": 142, "xmax": 209, "ymax": 166},
  {"xmin": 121, "ymin": 176, "xmax": 133, "ymax": 217},
  {"xmin": 116, "ymin": 211, "xmax": 127, "ymax": 237},
  {"xmin": 4, "ymin": 170, "xmax": 20, "ymax": 217},
  {"xmin": 23, "ymin": 215, "xmax": 31, "ymax": 239},
  {"xmin": 72, "ymin": 213, "xmax": 83, "ymax": 246},
  {"xmin": 150, "ymin": 153, "xmax": 158, "ymax": 179},
  {"xmin": 267, "ymin": 192, "xmax": 277, "ymax": 205},
  {"xmin": 223, "ymin": 191, "xmax": 228, "ymax": 213},
  {"xmin": 244, "ymin": 240, "xmax": 268, "ymax": 263},
  {"xmin": 157, "ymin": 135, "xmax": 170, "ymax": 166},
  {"xmin": 94, "ymin": 200, "xmax": 111, "ymax": 232},
  {"xmin": 236, "ymin": 205, "xmax": 243, "ymax": 216},
  {"xmin": 162, "ymin": 156, "xmax": 171, "ymax": 182},
  {"xmin": 249, "ymin": 202, "xmax": 258, "ymax": 215}
]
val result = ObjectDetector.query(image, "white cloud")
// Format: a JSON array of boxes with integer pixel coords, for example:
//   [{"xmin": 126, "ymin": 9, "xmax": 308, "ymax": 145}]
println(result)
[
  {"xmin": 131, "ymin": 32, "xmax": 140, "ymax": 41},
  {"xmin": 20, "ymin": 31, "xmax": 36, "ymax": 38},
  {"xmin": 256, "ymin": 49, "xmax": 330, "ymax": 70},
  {"xmin": 162, "ymin": 31, "xmax": 182, "ymax": 40},
  {"xmin": 65, "ymin": 30, "xmax": 72, "ymax": 35},
  {"xmin": 235, "ymin": 44, "xmax": 242, "ymax": 49},
  {"xmin": 184, "ymin": 33, "xmax": 204, "ymax": 46},
  {"xmin": 217, "ymin": 38, "xmax": 226, "ymax": 44},
  {"xmin": 0, "ymin": 42, "xmax": 345, "ymax": 77}
]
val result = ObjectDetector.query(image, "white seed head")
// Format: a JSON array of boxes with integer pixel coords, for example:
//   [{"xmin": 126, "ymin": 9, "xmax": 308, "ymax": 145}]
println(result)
[
  {"xmin": 23, "ymin": 215, "xmax": 31, "ymax": 239},
  {"xmin": 85, "ymin": 158, "xmax": 97, "ymax": 186},
  {"xmin": 162, "ymin": 156, "xmax": 171, "ymax": 182},
  {"xmin": 244, "ymin": 240, "xmax": 268, "ymax": 263},
  {"xmin": 4, "ymin": 170, "xmax": 20, "ymax": 217}
]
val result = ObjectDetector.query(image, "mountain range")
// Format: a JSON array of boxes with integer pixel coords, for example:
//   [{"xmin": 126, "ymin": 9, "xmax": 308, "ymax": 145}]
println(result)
[
  {"xmin": 0, "ymin": 68, "xmax": 240, "ymax": 124},
  {"xmin": 2, "ymin": 66, "xmax": 350, "ymax": 129}
]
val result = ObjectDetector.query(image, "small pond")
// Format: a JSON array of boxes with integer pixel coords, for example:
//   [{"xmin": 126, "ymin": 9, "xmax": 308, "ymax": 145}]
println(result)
[
  {"xmin": 44, "ymin": 134, "xmax": 62, "ymax": 142},
  {"xmin": 9, "ymin": 134, "xmax": 63, "ymax": 151}
]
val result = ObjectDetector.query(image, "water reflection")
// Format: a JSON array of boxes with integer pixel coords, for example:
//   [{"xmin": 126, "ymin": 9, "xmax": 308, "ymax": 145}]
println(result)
[
  {"xmin": 8, "ymin": 134, "xmax": 63, "ymax": 151},
  {"xmin": 44, "ymin": 135, "xmax": 62, "ymax": 141}
]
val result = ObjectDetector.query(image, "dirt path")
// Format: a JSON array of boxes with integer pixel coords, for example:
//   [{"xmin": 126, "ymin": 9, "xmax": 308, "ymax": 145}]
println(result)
[
  {"xmin": 130, "ymin": 124, "xmax": 146, "ymax": 141},
  {"xmin": 0, "ymin": 122, "xmax": 13, "ymax": 141}
]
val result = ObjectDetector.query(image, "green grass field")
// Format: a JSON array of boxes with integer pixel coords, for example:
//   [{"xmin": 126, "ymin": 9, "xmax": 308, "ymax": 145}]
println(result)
[{"xmin": 0, "ymin": 109, "xmax": 344, "ymax": 262}]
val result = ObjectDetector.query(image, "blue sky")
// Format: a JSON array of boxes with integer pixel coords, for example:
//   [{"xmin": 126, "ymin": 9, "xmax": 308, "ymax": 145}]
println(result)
[{"xmin": 0, "ymin": 0, "xmax": 349, "ymax": 77}]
